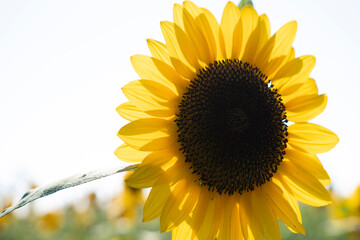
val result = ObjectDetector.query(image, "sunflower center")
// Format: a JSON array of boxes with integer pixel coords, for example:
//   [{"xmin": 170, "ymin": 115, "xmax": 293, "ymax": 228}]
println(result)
[
  {"xmin": 227, "ymin": 107, "xmax": 249, "ymax": 132},
  {"xmin": 175, "ymin": 59, "xmax": 288, "ymax": 195}
]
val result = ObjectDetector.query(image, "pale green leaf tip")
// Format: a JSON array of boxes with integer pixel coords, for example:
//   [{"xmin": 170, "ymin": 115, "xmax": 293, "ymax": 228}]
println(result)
[
  {"xmin": 238, "ymin": 0, "xmax": 253, "ymax": 9},
  {"xmin": 0, "ymin": 164, "xmax": 138, "ymax": 218}
]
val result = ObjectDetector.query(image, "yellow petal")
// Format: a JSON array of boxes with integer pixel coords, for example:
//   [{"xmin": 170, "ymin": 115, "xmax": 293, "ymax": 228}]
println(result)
[
  {"xmin": 172, "ymin": 220, "xmax": 197, "ymax": 240},
  {"xmin": 273, "ymin": 55, "xmax": 316, "ymax": 95},
  {"xmin": 147, "ymin": 39, "xmax": 171, "ymax": 65},
  {"xmin": 194, "ymin": 13, "xmax": 217, "ymax": 62},
  {"xmin": 285, "ymin": 148, "xmax": 331, "ymax": 186},
  {"xmin": 125, "ymin": 150, "xmax": 178, "ymax": 188},
  {"xmin": 126, "ymin": 164, "xmax": 162, "ymax": 189},
  {"xmin": 183, "ymin": 1, "xmax": 202, "ymax": 18},
  {"xmin": 237, "ymin": 195, "xmax": 249, "ymax": 240},
  {"xmin": 160, "ymin": 21, "xmax": 199, "ymax": 79},
  {"xmin": 114, "ymin": 143, "xmax": 150, "ymax": 163},
  {"xmin": 263, "ymin": 181, "xmax": 305, "ymax": 234},
  {"xmin": 131, "ymin": 54, "xmax": 188, "ymax": 93},
  {"xmin": 124, "ymin": 79, "xmax": 178, "ymax": 101},
  {"xmin": 256, "ymin": 21, "xmax": 297, "ymax": 78},
  {"xmin": 242, "ymin": 14, "xmax": 270, "ymax": 64},
  {"xmin": 210, "ymin": 195, "xmax": 223, "ymax": 239},
  {"xmin": 183, "ymin": 9, "xmax": 212, "ymax": 64},
  {"xmin": 298, "ymin": 78, "xmax": 318, "ymax": 95},
  {"xmin": 272, "ymin": 176, "xmax": 302, "ymax": 225},
  {"xmin": 273, "ymin": 55, "xmax": 315, "ymax": 83},
  {"xmin": 251, "ymin": 190, "xmax": 281, "ymax": 240},
  {"xmin": 197, "ymin": 193, "xmax": 222, "ymax": 240},
  {"xmin": 140, "ymin": 146, "xmax": 179, "ymax": 166},
  {"xmin": 160, "ymin": 178, "xmax": 200, "ymax": 232},
  {"xmin": 202, "ymin": 8, "xmax": 225, "ymax": 61},
  {"xmin": 116, "ymin": 102, "xmax": 151, "ymax": 121},
  {"xmin": 287, "ymin": 47, "xmax": 295, "ymax": 62},
  {"xmin": 153, "ymin": 159, "xmax": 187, "ymax": 187},
  {"xmin": 187, "ymin": 188, "xmax": 210, "ymax": 237},
  {"xmin": 281, "ymin": 78, "xmax": 318, "ymax": 103},
  {"xmin": 242, "ymin": 192, "xmax": 264, "ymax": 240},
  {"xmin": 219, "ymin": 196, "xmax": 242, "ymax": 240},
  {"xmin": 238, "ymin": 6, "xmax": 258, "ymax": 59},
  {"xmin": 122, "ymin": 80, "xmax": 178, "ymax": 118},
  {"xmin": 142, "ymin": 163, "xmax": 185, "ymax": 221},
  {"xmin": 143, "ymin": 182, "xmax": 172, "ymax": 222},
  {"xmin": 173, "ymin": 4, "xmax": 184, "ymax": 28},
  {"xmin": 247, "ymin": 228, "xmax": 256, "ymax": 240},
  {"xmin": 220, "ymin": 1, "xmax": 241, "ymax": 59},
  {"xmin": 286, "ymin": 94, "xmax": 327, "ymax": 122},
  {"xmin": 278, "ymin": 160, "xmax": 332, "ymax": 206},
  {"xmin": 118, "ymin": 118, "xmax": 176, "ymax": 151},
  {"xmin": 288, "ymin": 123, "xmax": 339, "ymax": 154}
]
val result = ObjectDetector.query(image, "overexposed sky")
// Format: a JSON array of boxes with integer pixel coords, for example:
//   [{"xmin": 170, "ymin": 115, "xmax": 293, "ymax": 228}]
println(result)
[{"xmin": 1, "ymin": 0, "xmax": 359, "ymax": 212}]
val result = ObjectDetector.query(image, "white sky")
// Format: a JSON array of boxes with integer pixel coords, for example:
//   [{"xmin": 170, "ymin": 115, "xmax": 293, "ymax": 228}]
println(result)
[{"xmin": 1, "ymin": 0, "xmax": 359, "ymax": 213}]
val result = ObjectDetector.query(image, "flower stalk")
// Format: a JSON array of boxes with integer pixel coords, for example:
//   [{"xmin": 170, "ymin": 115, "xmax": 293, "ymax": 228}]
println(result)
[{"xmin": 238, "ymin": 0, "xmax": 253, "ymax": 9}]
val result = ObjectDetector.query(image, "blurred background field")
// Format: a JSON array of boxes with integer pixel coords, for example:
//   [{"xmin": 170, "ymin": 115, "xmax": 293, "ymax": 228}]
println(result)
[
  {"xmin": 0, "ymin": 175, "xmax": 172, "ymax": 240},
  {"xmin": 1, "ymin": 179, "xmax": 359, "ymax": 240}
]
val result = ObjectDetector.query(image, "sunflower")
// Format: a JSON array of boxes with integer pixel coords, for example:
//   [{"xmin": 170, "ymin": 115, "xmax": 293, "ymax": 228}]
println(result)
[
  {"xmin": 35, "ymin": 211, "xmax": 64, "ymax": 236},
  {"xmin": 107, "ymin": 172, "xmax": 144, "ymax": 226},
  {"xmin": 115, "ymin": 1, "xmax": 339, "ymax": 239},
  {"xmin": 331, "ymin": 186, "xmax": 360, "ymax": 220}
]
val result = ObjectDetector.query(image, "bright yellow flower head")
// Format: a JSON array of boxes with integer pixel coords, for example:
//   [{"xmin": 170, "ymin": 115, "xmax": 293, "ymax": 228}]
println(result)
[
  {"xmin": 115, "ymin": 1, "xmax": 339, "ymax": 239},
  {"xmin": 36, "ymin": 211, "xmax": 64, "ymax": 236},
  {"xmin": 108, "ymin": 172, "xmax": 144, "ymax": 225},
  {"xmin": 347, "ymin": 186, "xmax": 360, "ymax": 218},
  {"xmin": 0, "ymin": 198, "xmax": 14, "ymax": 231},
  {"xmin": 331, "ymin": 186, "xmax": 360, "ymax": 219}
]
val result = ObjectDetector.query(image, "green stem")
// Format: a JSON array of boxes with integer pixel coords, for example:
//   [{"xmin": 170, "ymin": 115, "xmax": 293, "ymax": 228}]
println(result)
[{"xmin": 238, "ymin": 0, "xmax": 253, "ymax": 9}]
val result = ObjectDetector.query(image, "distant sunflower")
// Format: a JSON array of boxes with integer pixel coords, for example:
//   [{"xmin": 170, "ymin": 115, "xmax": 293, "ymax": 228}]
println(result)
[
  {"xmin": 331, "ymin": 186, "xmax": 360, "ymax": 219},
  {"xmin": 115, "ymin": 1, "xmax": 339, "ymax": 239},
  {"xmin": 36, "ymin": 211, "xmax": 64, "ymax": 236},
  {"xmin": 107, "ymin": 172, "xmax": 144, "ymax": 226}
]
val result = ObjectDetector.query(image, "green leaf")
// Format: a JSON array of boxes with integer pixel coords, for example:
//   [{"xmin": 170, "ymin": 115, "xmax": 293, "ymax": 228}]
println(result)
[{"xmin": 0, "ymin": 164, "xmax": 138, "ymax": 218}]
